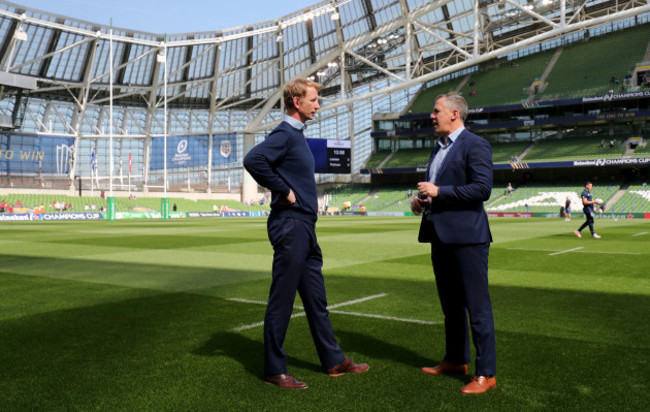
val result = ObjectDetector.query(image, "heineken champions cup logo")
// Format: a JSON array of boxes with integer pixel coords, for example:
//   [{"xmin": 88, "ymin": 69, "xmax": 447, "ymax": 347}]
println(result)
[{"xmin": 171, "ymin": 138, "xmax": 191, "ymax": 165}]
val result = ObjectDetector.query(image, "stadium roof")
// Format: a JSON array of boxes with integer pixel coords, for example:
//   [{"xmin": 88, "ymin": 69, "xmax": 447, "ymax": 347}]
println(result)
[{"xmin": 0, "ymin": 0, "xmax": 648, "ymax": 135}]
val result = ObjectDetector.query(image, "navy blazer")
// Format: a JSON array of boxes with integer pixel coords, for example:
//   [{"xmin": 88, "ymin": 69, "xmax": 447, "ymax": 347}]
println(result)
[{"xmin": 418, "ymin": 129, "xmax": 493, "ymax": 244}]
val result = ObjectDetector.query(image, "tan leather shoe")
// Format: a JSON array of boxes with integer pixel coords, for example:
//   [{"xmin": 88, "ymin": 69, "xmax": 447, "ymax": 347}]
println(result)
[
  {"xmin": 263, "ymin": 374, "xmax": 308, "ymax": 389},
  {"xmin": 326, "ymin": 356, "xmax": 369, "ymax": 377},
  {"xmin": 460, "ymin": 375, "xmax": 497, "ymax": 394},
  {"xmin": 421, "ymin": 360, "xmax": 468, "ymax": 375}
]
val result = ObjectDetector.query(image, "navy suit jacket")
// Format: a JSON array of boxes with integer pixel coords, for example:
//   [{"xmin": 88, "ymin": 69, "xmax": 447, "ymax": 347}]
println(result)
[{"xmin": 418, "ymin": 129, "xmax": 493, "ymax": 244}]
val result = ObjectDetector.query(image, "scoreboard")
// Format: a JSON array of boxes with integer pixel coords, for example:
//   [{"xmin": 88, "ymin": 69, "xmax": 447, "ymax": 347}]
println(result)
[{"xmin": 306, "ymin": 139, "xmax": 351, "ymax": 174}]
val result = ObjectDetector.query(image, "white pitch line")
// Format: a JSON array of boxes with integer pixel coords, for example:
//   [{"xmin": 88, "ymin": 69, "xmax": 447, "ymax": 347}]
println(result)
[
  {"xmin": 232, "ymin": 320, "xmax": 265, "ymax": 332},
  {"xmin": 328, "ymin": 293, "xmax": 388, "ymax": 309},
  {"xmin": 232, "ymin": 312, "xmax": 308, "ymax": 332},
  {"xmin": 632, "ymin": 232, "xmax": 648, "ymax": 237},
  {"xmin": 329, "ymin": 309, "xmax": 439, "ymax": 325},
  {"xmin": 549, "ymin": 247, "xmax": 583, "ymax": 256},
  {"xmin": 231, "ymin": 293, "xmax": 389, "ymax": 331},
  {"xmin": 507, "ymin": 248, "xmax": 641, "ymax": 256}
]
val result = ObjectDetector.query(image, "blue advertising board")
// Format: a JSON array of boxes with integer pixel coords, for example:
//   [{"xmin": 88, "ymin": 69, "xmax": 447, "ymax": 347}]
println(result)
[
  {"xmin": 212, "ymin": 133, "xmax": 237, "ymax": 165},
  {"xmin": 150, "ymin": 135, "xmax": 209, "ymax": 170},
  {"xmin": 0, "ymin": 133, "xmax": 75, "ymax": 175}
]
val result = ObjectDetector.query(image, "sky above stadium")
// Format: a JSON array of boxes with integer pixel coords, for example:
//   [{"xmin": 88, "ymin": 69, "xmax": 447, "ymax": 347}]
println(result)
[{"xmin": 15, "ymin": 0, "xmax": 310, "ymax": 34}]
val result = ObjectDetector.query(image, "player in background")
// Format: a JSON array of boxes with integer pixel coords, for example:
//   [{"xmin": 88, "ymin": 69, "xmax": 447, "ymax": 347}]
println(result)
[
  {"xmin": 574, "ymin": 181, "xmax": 601, "ymax": 239},
  {"xmin": 564, "ymin": 196, "xmax": 572, "ymax": 221}
]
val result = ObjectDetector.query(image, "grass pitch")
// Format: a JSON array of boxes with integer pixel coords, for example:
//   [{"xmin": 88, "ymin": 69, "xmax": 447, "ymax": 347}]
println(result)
[{"xmin": 1, "ymin": 216, "xmax": 649, "ymax": 411}]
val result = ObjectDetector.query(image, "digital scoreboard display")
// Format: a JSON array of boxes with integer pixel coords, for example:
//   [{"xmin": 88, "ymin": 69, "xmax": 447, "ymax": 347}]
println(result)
[{"xmin": 306, "ymin": 139, "xmax": 351, "ymax": 174}]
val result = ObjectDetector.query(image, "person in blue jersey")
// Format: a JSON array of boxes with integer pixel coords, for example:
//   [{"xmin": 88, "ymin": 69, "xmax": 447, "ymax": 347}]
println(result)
[
  {"xmin": 574, "ymin": 181, "xmax": 601, "ymax": 239},
  {"xmin": 411, "ymin": 94, "xmax": 497, "ymax": 394},
  {"xmin": 243, "ymin": 78, "xmax": 368, "ymax": 390},
  {"xmin": 565, "ymin": 196, "xmax": 572, "ymax": 221}
]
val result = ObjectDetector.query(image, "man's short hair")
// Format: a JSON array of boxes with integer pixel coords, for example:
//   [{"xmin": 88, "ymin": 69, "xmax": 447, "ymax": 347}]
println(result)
[
  {"xmin": 284, "ymin": 78, "xmax": 322, "ymax": 111},
  {"xmin": 435, "ymin": 93, "xmax": 469, "ymax": 122}
]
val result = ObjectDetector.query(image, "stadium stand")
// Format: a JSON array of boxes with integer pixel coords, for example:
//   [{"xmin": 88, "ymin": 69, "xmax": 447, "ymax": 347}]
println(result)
[
  {"xmin": 380, "ymin": 148, "xmax": 432, "ymax": 169},
  {"xmin": 323, "ymin": 184, "xmax": 372, "ymax": 211},
  {"xmin": 461, "ymin": 50, "xmax": 557, "ymax": 107},
  {"xmin": 365, "ymin": 141, "xmax": 532, "ymax": 170},
  {"xmin": 522, "ymin": 136, "xmax": 628, "ymax": 162},
  {"xmin": 631, "ymin": 141, "xmax": 650, "ymax": 156},
  {"xmin": 490, "ymin": 141, "xmax": 533, "ymax": 164},
  {"xmin": 405, "ymin": 23, "xmax": 650, "ymax": 113},
  {"xmin": 364, "ymin": 150, "xmax": 392, "ymax": 169},
  {"xmin": 409, "ymin": 79, "xmax": 465, "ymax": 114},
  {"xmin": 607, "ymin": 184, "xmax": 650, "ymax": 213},
  {"xmin": 364, "ymin": 185, "xmax": 414, "ymax": 212},
  {"xmin": 538, "ymin": 24, "xmax": 650, "ymax": 100},
  {"xmin": 486, "ymin": 183, "xmax": 619, "ymax": 213}
]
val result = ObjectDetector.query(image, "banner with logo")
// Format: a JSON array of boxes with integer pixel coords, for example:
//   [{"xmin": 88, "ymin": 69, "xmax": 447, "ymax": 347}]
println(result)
[
  {"xmin": 0, "ymin": 133, "xmax": 75, "ymax": 175},
  {"xmin": 212, "ymin": 133, "xmax": 237, "ymax": 165},
  {"xmin": 150, "ymin": 135, "xmax": 209, "ymax": 170}
]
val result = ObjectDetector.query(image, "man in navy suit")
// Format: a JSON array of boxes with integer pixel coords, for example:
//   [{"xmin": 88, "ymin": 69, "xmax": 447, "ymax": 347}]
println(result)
[
  {"xmin": 244, "ymin": 78, "xmax": 368, "ymax": 389},
  {"xmin": 411, "ymin": 93, "xmax": 497, "ymax": 394}
]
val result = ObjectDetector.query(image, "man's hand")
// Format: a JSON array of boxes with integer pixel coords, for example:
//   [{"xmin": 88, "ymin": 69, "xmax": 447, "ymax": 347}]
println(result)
[
  {"xmin": 410, "ymin": 196, "xmax": 430, "ymax": 215},
  {"xmin": 417, "ymin": 182, "xmax": 439, "ymax": 198},
  {"xmin": 280, "ymin": 189, "xmax": 296, "ymax": 205}
]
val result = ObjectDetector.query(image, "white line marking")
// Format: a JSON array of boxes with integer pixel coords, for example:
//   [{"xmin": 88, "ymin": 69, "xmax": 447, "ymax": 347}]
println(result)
[
  {"xmin": 329, "ymin": 309, "xmax": 439, "ymax": 325},
  {"xmin": 328, "ymin": 293, "xmax": 388, "ymax": 309},
  {"xmin": 507, "ymin": 248, "xmax": 641, "ymax": 256},
  {"xmin": 232, "ymin": 320, "xmax": 265, "ymax": 332},
  {"xmin": 632, "ymin": 232, "xmax": 648, "ymax": 237},
  {"xmin": 549, "ymin": 247, "xmax": 583, "ymax": 256},
  {"xmin": 232, "ymin": 312, "xmax": 308, "ymax": 332},
  {"xmin": 231, "ymin": 293, "xmax": 392, "ymax": 331}
]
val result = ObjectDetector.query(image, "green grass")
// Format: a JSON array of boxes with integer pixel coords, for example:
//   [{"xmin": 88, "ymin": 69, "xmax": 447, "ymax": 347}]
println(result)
[{"xmin": 1, "ymin": 217, "xmax": 649, "ymax": 411}]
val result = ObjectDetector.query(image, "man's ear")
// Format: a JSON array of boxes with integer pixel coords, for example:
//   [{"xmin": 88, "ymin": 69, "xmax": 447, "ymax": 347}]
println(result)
[{"xmin": 293, "ymin": 96, "xmax": 300, "ymax": 110}]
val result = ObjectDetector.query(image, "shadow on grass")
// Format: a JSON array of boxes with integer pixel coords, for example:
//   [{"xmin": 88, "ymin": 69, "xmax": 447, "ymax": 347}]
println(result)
[
  {"xmin": 336, "ymin": 330, "xmax": 467, "ymax": 384},
  {"xmin": 193, "ymin": 331, "xmax": 324, "ymax": 376}
]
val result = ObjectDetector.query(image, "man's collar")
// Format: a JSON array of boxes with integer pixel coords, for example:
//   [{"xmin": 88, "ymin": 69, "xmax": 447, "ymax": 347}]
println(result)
[
  {"xmin": 284, "ymin": 114, "xmax": 306, "ymax": 131},
  {"xmin": 438, "ymin": 125, "xmax": 465, "ymax": 146}
]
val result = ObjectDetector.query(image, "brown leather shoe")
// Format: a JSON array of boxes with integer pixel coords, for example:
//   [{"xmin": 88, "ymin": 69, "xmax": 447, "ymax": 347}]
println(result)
[
  {"xmin": 460, "ymin": 375, "xmax": 497, "ymax": 394},
  {"xmin": 326, "ymin": 356, "xmax": 369, "ymax": 377},
  {"xmin": 263, "ymin": 374, "xmax": 308, "ymax": 389},
  {"xmin": 421, "ymin": 360, "xmax": 468, "ymax": 375}
]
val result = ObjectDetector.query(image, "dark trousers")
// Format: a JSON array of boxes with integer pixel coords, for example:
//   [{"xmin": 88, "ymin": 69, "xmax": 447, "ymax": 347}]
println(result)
[
  {"xmin": 578, "ymin": 210, "xmax": 595, "ymax": 234},
  {"xmin": 263, "ymin": 217, "xmax": 344, "ymax": 375},
  {"xmin": 431, "ymin": 241, "xmax": 497, "ymax": 376}
]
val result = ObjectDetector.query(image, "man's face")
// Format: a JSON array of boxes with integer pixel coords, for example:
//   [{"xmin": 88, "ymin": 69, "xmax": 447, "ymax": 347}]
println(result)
[
  {"xmin": 294, "ymin": 86, "xmax": 320, "ymax": 123},
  {"xmin": 430, "ymin": 97, "xmax": 456, "ymax": 136},
  {"xmin": 586, "ymin": 183, "xmax": 593, "ymax": 191}
]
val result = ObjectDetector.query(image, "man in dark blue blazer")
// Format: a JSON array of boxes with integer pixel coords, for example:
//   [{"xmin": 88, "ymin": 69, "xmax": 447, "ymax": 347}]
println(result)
[{"xmin": 411, "ymin": 93, "xmax": 497, "ymax": 394}]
